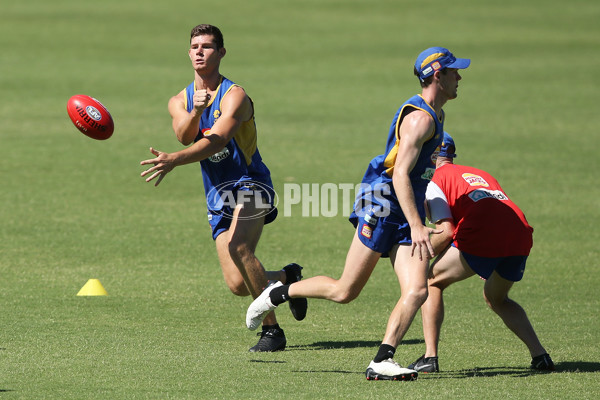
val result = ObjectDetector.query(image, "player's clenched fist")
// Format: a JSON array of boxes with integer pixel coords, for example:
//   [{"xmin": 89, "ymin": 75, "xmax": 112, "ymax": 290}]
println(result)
[{"xmin": 193, "ymin": 89, "xmax": 211, "ymax": 111}]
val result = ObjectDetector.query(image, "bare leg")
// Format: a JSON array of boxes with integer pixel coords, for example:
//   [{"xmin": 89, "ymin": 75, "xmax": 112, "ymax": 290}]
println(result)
[
  {"xmin": 421, "ymin": 246, "xmax": 475, "ymax": 357},
  {"xmin": 288, "ymin": 232, "xmax": 381, "ymax": 303},
  {"xmin": 483, "ymin": 271, "xmax": 547, "ymax": 358},
  {"xmin": 215, "ymin": 199, "xmax": 281, "ymax": 327},
  {"xmin": 215, "ymin": 232, "xmax": 285, "ymax": 297},
  {"xmin": 380, "ymin": 244, "xmax": 429, "ymax": 348},
  {"xmin": 215, "ymin": 232, "xmax": 251, "ymax": 296}
]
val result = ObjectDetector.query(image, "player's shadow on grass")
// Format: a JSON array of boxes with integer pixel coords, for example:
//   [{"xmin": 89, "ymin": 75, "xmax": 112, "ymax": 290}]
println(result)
[
  {"xmin": 291, "ymin": 361, "xmax": 600, "ymax": 378},
  {"xmin": 293, "ymin": 369, "xmax": 363, "ymax": 375},
  {"xmin": 431, "ymin": 367, "xmax": 547, "ymax": 379},
  {"xmin": 553, "ymin": 361, "xmax": 600, "ymax": 373},
  {"xmin": 425, "ymin": 361, "xmax": 600, "ymax": 379},
  {"xmin": 287, "ymin": 338, "xmax": 423, "ymax": 351}
]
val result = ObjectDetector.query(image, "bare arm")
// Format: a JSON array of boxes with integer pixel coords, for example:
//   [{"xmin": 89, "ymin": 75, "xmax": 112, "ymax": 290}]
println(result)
[
  {"xmin": 393, "ymin": 110, "xmax": 442, "ymax": 260},
  {"xmin": 424, "ymin": 181, "xmax": 454, "ymax": 256},
  {"xmin": 431, "ymin": 219, "xmax": 454, "ymax": 256},
  {"xmin": 141, "ymin": 86, "xmax": 253, "ymax": 186},
  {"xmin": 168, "ymin": 89, "xmax": 210, "ymax": 146}
]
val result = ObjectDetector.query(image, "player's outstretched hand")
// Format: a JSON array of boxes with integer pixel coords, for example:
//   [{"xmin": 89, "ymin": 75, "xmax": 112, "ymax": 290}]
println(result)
[{"xmin": 140, "ymin": 147, "xmax": 176, "ymax": 186}]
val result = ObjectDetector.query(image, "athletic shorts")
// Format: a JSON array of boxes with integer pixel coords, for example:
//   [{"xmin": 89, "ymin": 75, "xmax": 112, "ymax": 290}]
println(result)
[
  {"xmin": 458, "ymin": 244, "xmax": 527, "ymax": 282},
  {"xmin": 349, "ymin": 210, "xmax": 414, "ymax": 258},
  {"xmin": 207, "ymin": 183, "xmax": 278, "ymax": 240}
]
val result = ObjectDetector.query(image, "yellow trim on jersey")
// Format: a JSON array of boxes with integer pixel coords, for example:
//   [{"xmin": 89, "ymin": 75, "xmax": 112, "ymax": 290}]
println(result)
[
  {"xmin": 234, "ymin": 120, "xmax": 258, "ymax": 166},
  {"xmin": 218, "ymin": 84, "xmax": 236, "ymax": 110},
  {"xmin": 217, "ymin": 83, "xmax": 258, "ymax": 166},
  {"xmin": 188, "ymin": 77, "xmax": 258, "ymax": 166},
  {"xmin": 382, "ymin": 98, "xmax": 437, "ymax": 176},
  {"xmin": 193, "ymin": 77, "xmax": 223, "ymax": 108},
  {"xmin": 383, "ymin": 148, "xmax": 399, "ymax": 177}
]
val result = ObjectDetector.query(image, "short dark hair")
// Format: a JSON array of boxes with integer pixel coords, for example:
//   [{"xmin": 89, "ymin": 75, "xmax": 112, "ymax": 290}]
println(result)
[
  {"xmin": 414, "ymin": 66, "xmax": 448, "ymax": 88},
  {"xmin": 190, "ymin": 24, "xmax": 224, "ymax": 49}
]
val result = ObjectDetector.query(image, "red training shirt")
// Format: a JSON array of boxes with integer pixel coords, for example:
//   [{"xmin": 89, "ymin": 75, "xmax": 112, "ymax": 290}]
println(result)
[{"xmin": 427, "ymin": 164, "xmax": 533, "ymax": 257}]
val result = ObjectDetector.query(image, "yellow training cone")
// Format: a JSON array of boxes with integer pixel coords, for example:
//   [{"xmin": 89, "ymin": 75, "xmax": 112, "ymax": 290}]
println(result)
[{"xmin": 77, "ymin": 279, "xmax": 108, "ymax": 296}]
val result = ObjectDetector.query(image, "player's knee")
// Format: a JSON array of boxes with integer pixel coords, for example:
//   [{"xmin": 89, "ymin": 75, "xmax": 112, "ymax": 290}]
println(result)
[
  {"xmin": 227, "ymin": 280, "xmax": 250, "ymax": 297},
  {"xmin": 223, "ymin": 275, "xmax": 249, "ymax": 296},
  {"xmin": 334, "ymin": 289, "xmax": 360, "ymax": 304},
  {"xmin": 404, "ymin": 286, "xmax": 429, "ymax": 307},
  {"xmin": 483, "ymin": 291, "xmax": 505, "ymax": 311},
  {"xmin": 228, "ymin": 284, "xmax": 249, "ymax": 297},
  {"xmin": 428, "ymin": 278, "xmax": 449, "ymax": 291}
]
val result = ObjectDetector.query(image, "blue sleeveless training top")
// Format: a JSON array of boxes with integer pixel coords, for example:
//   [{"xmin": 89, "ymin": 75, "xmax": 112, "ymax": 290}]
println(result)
[
  {"xmin": 184, "ymin": 77, "xmax": 274, "ymax": 212},
  {"xmin": 353, "ymin": 94, "xmax": 444, "ymax": 219}
]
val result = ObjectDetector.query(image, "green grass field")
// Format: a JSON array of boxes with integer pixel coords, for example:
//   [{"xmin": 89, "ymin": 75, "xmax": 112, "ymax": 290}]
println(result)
[{"xmin": 1, "ymin": 0, "xmax": 599, "ymax": 398}]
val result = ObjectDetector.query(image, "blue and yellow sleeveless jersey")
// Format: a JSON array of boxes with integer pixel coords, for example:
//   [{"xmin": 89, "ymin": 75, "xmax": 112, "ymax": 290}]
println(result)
[
  {"xmin": 353, "ymin": 94, "xmax": 444, "ymax": 219},
  {"xmin": 184, "ymin": 77, "xmax": 275, "ymax": 212}
]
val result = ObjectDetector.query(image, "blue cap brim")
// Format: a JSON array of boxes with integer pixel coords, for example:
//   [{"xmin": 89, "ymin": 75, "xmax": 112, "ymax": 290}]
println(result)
[{"xmin": 446, "ymin": 58, "xmax": 470, "ymax": 70}]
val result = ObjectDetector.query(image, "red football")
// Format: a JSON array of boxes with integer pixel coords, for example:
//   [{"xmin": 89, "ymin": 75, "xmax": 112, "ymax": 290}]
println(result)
[{"xmin": 67, "ymin": 95, "xmax": 114, "ymax": 140}]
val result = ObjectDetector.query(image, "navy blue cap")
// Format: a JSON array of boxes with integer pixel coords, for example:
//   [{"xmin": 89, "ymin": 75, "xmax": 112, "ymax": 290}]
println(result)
[{"xmin": 415, "ymin": 47, "xmax": 470, "ymax": 82}]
